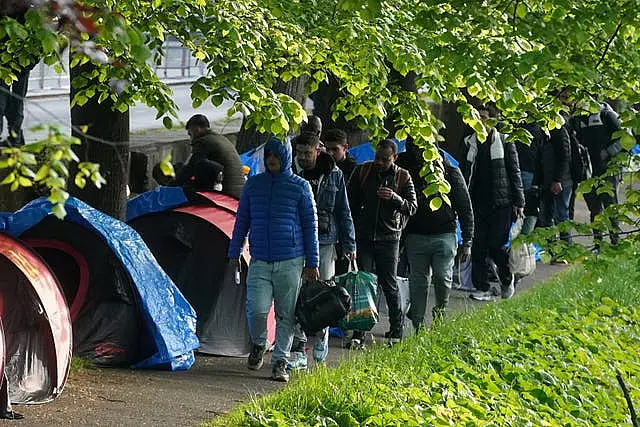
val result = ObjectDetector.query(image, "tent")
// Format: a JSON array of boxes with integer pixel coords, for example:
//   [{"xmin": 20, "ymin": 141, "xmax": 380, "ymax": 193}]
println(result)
[
  {"xmin": 0, "ymin": 232, "xmax": 72, "ymax": 404},
  {"xmin": 0, "ymin": 198, "xmax": 198, "ymax": 371},
  {"xmin": 127, "ymin": 188, "xmax": 275, "ymax": 357}
]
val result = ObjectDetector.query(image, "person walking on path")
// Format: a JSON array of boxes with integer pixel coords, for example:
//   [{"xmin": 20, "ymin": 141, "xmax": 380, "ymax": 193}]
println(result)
[
  {"xmin": 324, "ymin": 128, "xmax": 358, "ymax": 276},
  {"xmin": 228, "ymin": 138, "xmax": 319, "ymax": 382},
  {"xmin": 292, "ymin": 132, "xmax": 356, "ymax": 362},
  {"xmin": 574, "ymin": 101, "xmax": 623, "ymax": 247},
  {"xmin": 172, "ymin": 114, "xmax": 246, "ymax": 198},
  {"xmin": 396, "ymin": 139, "xmax": 473, "ymax": 327},
  {"xmin": 462, "ymin": 106, "xmax": 525, "ymax": 301},
  {"xmin": 348, "ymin": 139, "xmax": 417, "ymax": 347},
  {"xmin": 535, "ymin": 120, "xmax": 573, "ymax": 249}
]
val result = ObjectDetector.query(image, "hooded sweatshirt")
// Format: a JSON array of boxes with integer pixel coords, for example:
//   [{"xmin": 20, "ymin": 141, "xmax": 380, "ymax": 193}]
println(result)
[{"xmin": 228, "ymin": 138, "xmax": 319, "ymax": 267}]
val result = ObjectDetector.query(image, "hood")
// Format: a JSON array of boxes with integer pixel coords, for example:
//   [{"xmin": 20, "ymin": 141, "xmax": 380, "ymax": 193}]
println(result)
[{"xmin": 264, "ymin": 137, "xmax": 293, "ymax": 174}]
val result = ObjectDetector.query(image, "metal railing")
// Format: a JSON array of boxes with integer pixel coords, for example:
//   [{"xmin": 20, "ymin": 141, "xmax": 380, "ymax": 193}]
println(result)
[{"xmin": 28, "ymin": 37, "xmax": 205, "ymax": 96}]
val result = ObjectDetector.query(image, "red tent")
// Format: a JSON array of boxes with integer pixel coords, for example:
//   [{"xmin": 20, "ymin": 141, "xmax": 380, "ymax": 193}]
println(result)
[
  {"xmin": 0, "ymin": 232, "xmax": 72, "ymax": 404},
  {"xmin": 128, "ymin": 191, "xmax": 276, "ymax": 356}
]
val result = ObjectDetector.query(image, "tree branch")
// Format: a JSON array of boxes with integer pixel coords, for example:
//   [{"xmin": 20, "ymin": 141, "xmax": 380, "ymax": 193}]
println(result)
[
  {"xmin": 616, "ymin": 372, "xmax": 638, "ymax": 427},
  {"xmin": 596, "ymin": 20, "xmax": 623, "ymax": 70}
]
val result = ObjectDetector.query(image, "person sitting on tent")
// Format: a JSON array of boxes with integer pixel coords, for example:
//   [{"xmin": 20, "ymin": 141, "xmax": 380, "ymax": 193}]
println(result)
[
  {"xmin": 228, "ymin": 137, "xmax": 319, "ymax": 383},
  {"xmin": 153, "ymin": 158, "xmax": 224, "ymax": 192},
  {"xmin": 291, "ymin": 132, "xmax": 356, "ymax": 363},
  {"xmin": 164, "ymin": 114, "xmax": 245, "ymax": 198}
]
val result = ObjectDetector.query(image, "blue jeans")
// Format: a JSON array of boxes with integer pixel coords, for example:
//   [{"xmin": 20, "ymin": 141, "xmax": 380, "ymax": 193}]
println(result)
[
  {"xmin": 246, "ymin": 256, "xmax": 304, "ymax": 364},
  {"xmin": 406, "ymin": 233, "xmax": 457, "ymax": 327},
  {"xmin": 539, "ymin": 183, "xmax": 572, "ymax": 244}
]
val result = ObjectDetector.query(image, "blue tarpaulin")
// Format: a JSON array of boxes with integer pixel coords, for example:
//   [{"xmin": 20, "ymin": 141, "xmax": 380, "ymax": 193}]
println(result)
[
  {"xmin": 0, "ymin": 197, "xmax": 199, "ymax": 371},
  {"xmin": 127, "ymin": 186, "xmax": 189, "ymax": 221}
]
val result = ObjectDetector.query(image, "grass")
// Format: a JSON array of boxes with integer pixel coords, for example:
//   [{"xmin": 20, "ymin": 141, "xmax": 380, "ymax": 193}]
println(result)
[
  {"xmin": 211, "ymin": 247, "xmax": 640, "ymax": 426},
  {"xmin": 69, "ymin": 356, "xmax": 96, "ymax": 374}
]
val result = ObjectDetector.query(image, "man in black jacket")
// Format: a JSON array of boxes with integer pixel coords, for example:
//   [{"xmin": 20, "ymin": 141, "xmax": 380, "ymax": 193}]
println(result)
[
  {"xmin": 462, "ymin": 106, "xmax": 525, "ymax": 301},
  {"xmin": 397, "ymin": 139, "xmax": 473, "ymax": 327},
  {"xmin": 170, "ymin": 114, "xmax": 245, "ymax": 198},
  {"xmin": 348, "ymin": 139, "xmax": 417, "ymax": 346},
  {"xmin": 535, "ymin": 123, "xmax": 573, "ymax": 245},
  {"xmin": 574, "ymin": 102, "xmax": 622, "ymax": 245}
]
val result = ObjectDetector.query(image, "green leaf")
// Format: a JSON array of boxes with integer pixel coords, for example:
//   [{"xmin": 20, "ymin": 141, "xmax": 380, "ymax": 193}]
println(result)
[
  {"xmin": 429, "ymin": 196, "xmax": 442, "ymax": 211},
  {"xmin": 516, "ymin": 3, "xmax": 527, "ymax": 19},
  {"xmin": 52, "ymin": 203, "xmax": 67, "ymax": 220},
  {"xmin": 160, "ymin": 154, "xmax": 175, "ymax": 177},
  {"xmin": 163, "ymin": 116, "xmax": 173, "ymax": 129},
  {"xmin": 619, "ymin": 132, "xmax": 636, "ymax": 151}
]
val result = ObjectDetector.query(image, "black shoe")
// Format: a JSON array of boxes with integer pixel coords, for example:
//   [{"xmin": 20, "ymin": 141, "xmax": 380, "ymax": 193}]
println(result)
[
  {"xmin": 247, "ymin": 344, "xmax": 265, "ymax": 370},
  {"xmin": 0, "ymin": 411, "xmax": 24, "ymax": 420},
  {"xmin": 271, "ymin": 360, "xmax": 290, "ymax": 382},
  {"xmin": 384, "ymin": 328, "xmax": 403, "ymax": 345}
]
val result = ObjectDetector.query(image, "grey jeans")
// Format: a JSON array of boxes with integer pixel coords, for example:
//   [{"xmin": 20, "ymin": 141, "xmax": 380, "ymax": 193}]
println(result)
[{"xmin": 406, "ymin": 232, "xmax": 457, "ymax": 327}]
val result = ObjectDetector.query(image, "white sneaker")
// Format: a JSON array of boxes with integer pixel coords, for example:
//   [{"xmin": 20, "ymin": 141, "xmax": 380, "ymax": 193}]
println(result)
[
  {"xmin": 470, "ymin": 290, "xmax": 495, "ymax": 301},
  {"xmin": 501, "ymin": 274, "xmax": 516, "ymax": 299}
]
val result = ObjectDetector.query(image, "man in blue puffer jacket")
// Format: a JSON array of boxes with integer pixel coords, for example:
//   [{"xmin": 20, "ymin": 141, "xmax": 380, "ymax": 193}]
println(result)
[{"xmin": 228, "ymin": 137, "xmax": 319, "ymax": 383}]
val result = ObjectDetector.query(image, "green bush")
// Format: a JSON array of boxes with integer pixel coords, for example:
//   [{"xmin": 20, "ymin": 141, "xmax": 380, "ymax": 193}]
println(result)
[{"xmin": 213, "ymin": 249, "xmax": 640, "ymax": 426}]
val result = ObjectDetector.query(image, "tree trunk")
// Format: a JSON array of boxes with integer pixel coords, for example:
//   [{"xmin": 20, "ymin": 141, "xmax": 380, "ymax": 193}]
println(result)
[
  {"xmin": 310, "ymin": 77, "xmax": 369, "ymax": 147},
  {"xmin": 439, "ymin": 102, "xmax": 468, "ymax": 162},
  {"xmin": 235, "ymin": 76, "xmax": 309, "ymax": 153},
  {"xmin": 0, "ymin": 171, "xmax": 36, "ymax": 212},
  {"xmin": 69, "ymin": 60, "xmax": 130, "ymax": 220}
]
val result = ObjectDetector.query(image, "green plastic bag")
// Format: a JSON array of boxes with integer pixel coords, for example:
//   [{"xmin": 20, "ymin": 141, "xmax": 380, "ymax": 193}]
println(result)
[{"xmin": 335, "ymin": 266, "xmax": 378, "ymax": 331}]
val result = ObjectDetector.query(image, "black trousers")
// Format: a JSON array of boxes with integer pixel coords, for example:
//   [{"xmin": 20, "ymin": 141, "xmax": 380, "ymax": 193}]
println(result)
[
  {"xmin": 583, "ymin": 175, "xmax": 620, "ymax": 244},
  {"xmin": 356, "ymin": 239, "xmax": 403, "ymax": 333},
  {"xmin": 0, "ymin": 67, "xmax": 32, "ymax": 146},
  {"xmin": 471, "ymin": 207, "xmax": 512, "ymax": 292}
]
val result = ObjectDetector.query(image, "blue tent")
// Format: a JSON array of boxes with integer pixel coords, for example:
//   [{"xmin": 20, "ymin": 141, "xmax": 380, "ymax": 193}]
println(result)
[{"xmin": 0, "ymin": 197, "xmax": 199, "ymax": 371}]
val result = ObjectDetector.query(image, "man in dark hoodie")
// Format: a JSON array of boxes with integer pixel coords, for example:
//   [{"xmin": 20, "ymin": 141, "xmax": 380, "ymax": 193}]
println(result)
[
  {"xmin": 292, "ymin": 132, "xmax": 356, "ymax": 362},
  {"xmin": 228, "ymin": 137, "xmax": 319, "ymax": 382},
  {"xmin": 349, "ymin": 139, "xmax": 417, "ymax": 347},
  {"xmin": 396, "ymin": 139, "xmax": 473, "ymax": 327},
  {"xmin": 172, "ymin": 114, "xmax": 245, "ymax": 198}
]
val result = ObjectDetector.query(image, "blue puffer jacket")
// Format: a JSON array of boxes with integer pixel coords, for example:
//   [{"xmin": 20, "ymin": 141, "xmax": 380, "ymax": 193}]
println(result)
[{"xmin": 228, "ymin": 138, "xmax": 319, "ymax": 268}]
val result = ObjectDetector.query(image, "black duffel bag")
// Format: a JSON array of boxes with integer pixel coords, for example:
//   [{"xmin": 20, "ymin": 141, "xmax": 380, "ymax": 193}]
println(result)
[{"xmin": 295, "ymin": 279, "xmax": 351, "ymax": 336}]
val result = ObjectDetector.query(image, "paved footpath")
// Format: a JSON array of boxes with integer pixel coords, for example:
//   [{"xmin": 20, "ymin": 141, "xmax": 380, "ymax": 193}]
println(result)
[{"xmin": 6, "ymin": 261, "xmax": 569, "ymax": 427}]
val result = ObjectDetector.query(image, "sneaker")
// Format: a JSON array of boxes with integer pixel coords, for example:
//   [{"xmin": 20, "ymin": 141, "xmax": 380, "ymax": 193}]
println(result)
[
  {"xmin": 313, "ymin": 331, "xmax": 329, "ymax": 362},
  {"xmin": 291, "ymin": 339, "xmax": 306, "ymax": 354},
  {"xmin": 286, "ymin": 351, "xmax": 308, "ymax": 372},
  {"xmin": 247, "ymin": 344, "xmax": 265, "ymax": 370},
  {"xmin": 0, "ymin": 411, "xmax": 24, "ymax": 420},
  {"xmin": 271, "ymin": 360, "xmax": 290, "ymax": 382},
  {"xmin": 384, "ymin": 329, "xmax": 402, "ymax": 346},
  {"xmin": 501, "ymin": 274, "xmax": 515, "ymax": 299},
  {"xmin": 345, "ymin": 338, "xmax": 365, "ymax": 350},
  {"xmin": 470, "ymin": 290, "xmax": 495, "ymax": 301}
]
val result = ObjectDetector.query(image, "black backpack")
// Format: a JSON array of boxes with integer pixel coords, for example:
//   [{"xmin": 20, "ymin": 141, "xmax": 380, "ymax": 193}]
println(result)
[
  {"xmin": 295, "ymin": 279, "xmax": 352, "ymax": 336},
  {"xmin": 568, "ymin": 129, "xmax": 591, "ymax": 183}
]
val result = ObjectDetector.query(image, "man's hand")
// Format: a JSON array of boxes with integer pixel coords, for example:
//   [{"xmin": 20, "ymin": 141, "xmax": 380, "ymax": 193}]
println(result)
[
  {"xmin": 302, "ymin": 267, "xmax": 320, "ymax": 281},
  {"xmin": 377, "ymin": 186, "xmax": 396, "ymax": 200},
  {"xmin": 550, "ymin": 181, "xmax": 563, "ymax": 196},
  {"xmin": 457, "ymin": 246, "xmax": 471, "ymax": 263},
  {"xmin": 600, "ymin": 149, "xmax": 609, "ymax": 162}
]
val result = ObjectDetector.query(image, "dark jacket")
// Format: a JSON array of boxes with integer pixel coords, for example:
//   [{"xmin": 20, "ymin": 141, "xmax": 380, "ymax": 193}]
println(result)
[
  {"xmin": 516, "ymin": 122, "xmax": 545, "ymax": 173},
  {"xmin": 461, "ymin": 129, "xmax": 525, "ymax": 212},
  {"xmin": 397, "ymin": 147, "xmax": 474, "ymax": 247},
  {"xmin": 228, "ymin": 138, "xmax": 319, "ymax": 267},
  {"xmin": 175, "ymin": 131, "xmax": 245, "ymax": 199},
  {"xmin": 535, "ymin": 125, "xmax": 572, "ymax": 188},
  {"xmin": 336, "ymin": 152, "xmax": 358, "ymax": 186},
  {"xmin": 349, "ymin": 161, "xmax": 417, "ymax": 242},
  {"xmin": 574, "ymin": 104, "xmax": 622, "ymax": 176},
  {"xmin": 294, "ymin": 151, "xmax": 356, "ymax": 252}
]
